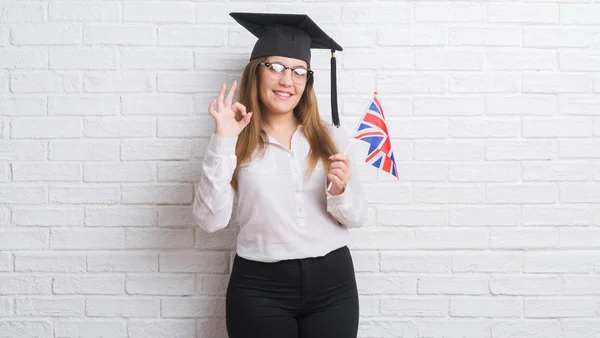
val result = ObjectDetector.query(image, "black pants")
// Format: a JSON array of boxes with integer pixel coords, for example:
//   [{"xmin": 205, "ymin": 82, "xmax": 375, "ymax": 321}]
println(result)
[{"xmin": 226, "ymin": 246, "xmax": 359, "ymax": 338}]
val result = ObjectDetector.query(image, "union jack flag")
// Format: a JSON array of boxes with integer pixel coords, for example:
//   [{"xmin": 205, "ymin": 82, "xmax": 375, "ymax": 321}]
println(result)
[{"xmin": 352, "ymin": 94, "xmax": 399, "ymax": 180}]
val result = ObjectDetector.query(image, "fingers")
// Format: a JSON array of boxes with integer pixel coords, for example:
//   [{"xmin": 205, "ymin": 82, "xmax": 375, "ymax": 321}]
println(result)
[
  {"xmin": 329, "ymin": 153, "xmax": 349, "ymax": 167},
  {"xmin": 207, "ymin": 99, "xmax": 217, "ymax": 118},
  {"xmin": 327, "ymin": 173, "xmax": 344, "ymax": 190},
  {"xmin": 231, "ymin": 102, "xmax": 253, "ymax": 128},
  {"xmin": 217, "ymin": 83, "xmax": 226, "ymax": 111},
  {"xmin": 225, "ymin": 80, "xmax": 237, "ymax": 107}
]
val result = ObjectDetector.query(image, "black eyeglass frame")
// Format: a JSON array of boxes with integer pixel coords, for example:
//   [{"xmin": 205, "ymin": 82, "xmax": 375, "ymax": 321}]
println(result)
[{"xmin": 258, "ymin": 61, "xmax": 314, "ymax": 83}]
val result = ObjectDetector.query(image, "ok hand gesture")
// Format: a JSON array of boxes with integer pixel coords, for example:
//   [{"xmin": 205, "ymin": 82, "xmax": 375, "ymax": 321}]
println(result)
[{"xmin": 208, "ymin": 80, "xmax": 253, "ymax": 138}]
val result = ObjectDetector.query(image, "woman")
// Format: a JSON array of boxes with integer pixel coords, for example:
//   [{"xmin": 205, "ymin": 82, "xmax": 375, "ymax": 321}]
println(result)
[{"xmin": 193, "ymin": 12, "xmax": 368, "ymax": 338}]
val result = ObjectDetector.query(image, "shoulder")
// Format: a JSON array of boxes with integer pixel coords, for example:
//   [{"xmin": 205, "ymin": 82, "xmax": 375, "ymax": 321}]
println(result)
[{"xmin": 322, "ymin": 120, "xmax": 351, "ymax": 147}]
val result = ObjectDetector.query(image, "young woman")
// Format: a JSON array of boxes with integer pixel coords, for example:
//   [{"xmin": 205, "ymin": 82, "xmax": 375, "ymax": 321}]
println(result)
[{"xmin": 193, "ymin": 12, "xmax": 368, "ymax": 338}]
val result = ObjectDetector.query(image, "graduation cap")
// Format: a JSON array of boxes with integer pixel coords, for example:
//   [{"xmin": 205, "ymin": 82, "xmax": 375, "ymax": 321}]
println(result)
[{"xmin": 230, "ymin": 12, "xmax": 343, "ymax": 127}]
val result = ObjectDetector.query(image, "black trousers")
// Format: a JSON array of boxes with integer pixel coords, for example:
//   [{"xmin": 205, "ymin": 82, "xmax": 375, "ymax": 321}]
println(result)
[{"xmin": 225, "ymin": 246, "xmax": 359, "ymax": 338}]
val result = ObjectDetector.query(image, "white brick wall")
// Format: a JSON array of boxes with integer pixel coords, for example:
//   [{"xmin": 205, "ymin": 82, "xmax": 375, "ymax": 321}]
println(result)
[{"xmin": 1, "ymin": 0, "xmax": 599, "ymax": 337}]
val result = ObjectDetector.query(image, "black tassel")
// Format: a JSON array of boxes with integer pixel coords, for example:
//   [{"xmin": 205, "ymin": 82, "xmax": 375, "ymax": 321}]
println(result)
[{"xmin": 330, "ymin": 50, "xmax": 340, "ymax": 127}]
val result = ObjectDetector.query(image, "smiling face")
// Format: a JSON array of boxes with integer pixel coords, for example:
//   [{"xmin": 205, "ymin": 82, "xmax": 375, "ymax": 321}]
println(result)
[{"xmin": 257, "ymin": 56, "xmax": 309, "ymax": 117}]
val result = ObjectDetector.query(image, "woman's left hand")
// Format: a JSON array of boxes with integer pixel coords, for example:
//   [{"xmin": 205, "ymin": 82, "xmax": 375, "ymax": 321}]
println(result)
[{"xmin": 327, "ymin": 154, "xmax": 350, "ymax": 196}]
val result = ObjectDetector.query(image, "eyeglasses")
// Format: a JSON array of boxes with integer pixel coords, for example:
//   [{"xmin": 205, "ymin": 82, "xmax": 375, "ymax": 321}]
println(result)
[{"xmin": 259, "ymin": 61, "xmax": 313, "ymax": 85}]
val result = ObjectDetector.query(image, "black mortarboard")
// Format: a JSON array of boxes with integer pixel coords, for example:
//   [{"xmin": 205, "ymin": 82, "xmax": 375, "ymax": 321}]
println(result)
[{"xmin": 230, "ymin": 12, "xmax": 343, "ymax": 127}]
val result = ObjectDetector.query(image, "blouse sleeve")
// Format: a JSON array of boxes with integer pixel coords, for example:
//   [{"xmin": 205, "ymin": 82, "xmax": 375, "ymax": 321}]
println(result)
[
  {"xmin": 192, "ymin": 133, "xmax": 238, "ymax": 233},
  {"xmin": 325, "ymin": 125, "xmax": 369, "ymax": 228}
]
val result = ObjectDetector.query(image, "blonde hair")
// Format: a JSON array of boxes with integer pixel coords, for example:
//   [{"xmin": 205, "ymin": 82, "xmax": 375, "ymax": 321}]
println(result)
[{"xmin": 230, "ymin": 58, "xmax": 339, "ymax": 189}]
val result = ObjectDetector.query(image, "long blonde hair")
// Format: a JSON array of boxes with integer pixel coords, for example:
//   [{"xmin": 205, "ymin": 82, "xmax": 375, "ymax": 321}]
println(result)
[{"xmin": 230, "ymin": 58, "xmax": 339, "ymax": 189}]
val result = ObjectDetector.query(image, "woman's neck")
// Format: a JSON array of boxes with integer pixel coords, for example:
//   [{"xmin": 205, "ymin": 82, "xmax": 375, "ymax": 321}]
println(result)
[{"xmin": 261, "ymin": 112, "xmax": 299, "ymax": 133}]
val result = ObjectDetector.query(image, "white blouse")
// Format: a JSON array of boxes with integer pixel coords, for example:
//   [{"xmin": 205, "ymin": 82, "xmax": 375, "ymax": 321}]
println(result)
[{"xmin": 193, "ymin": 123, "xmax": 368, "ymax": 262}]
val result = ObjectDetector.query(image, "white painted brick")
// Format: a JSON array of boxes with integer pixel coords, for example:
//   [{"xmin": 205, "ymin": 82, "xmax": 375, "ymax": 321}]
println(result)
[
  {"xmin": 453, "ymin": 252, "xmax": 521, "ymax": 273},
  {"xmin": 0, "ymin": 162, "xmax": 7, "ymax": 182},
  {"xmin": 53, "ymin": 275, "xmax": 123, "ymax": 295},
  {"xmin": 51, "ymin": 228, "xmax": 126, "ymax": 250},
  {"xmin": 11, "ymin": 117, "xmax": 82, "ymax": 139},
  {"xmin": 122, "ymin": 94, "xmax": 193, "ymax": 115},
  {"xmin": 0, "ymin": 72, "xmax": 7, "ymax": 92},
  {"xmin": 84, "ymin": 117, "xmax": 154, "ymax": 138},
  {"xmin": 418, "ymin": 49, "xmax": 485, "ymax": 71},
  {"xmin": 418, "ymin": 320, "xmax": 490, "ymax": 338},
  {"xmin": 561, "ymin": 4, "xmax": 600, "ymax": 24},
  {"xmin": 157, "ymin": 72, "xmax": 226, "ymax": 93},
  {"xmin": 49, "ymin": 185, "xmax": 119, "ymax": 204},
  {"xmin": 50, "ymin": 3, "xmax": 119, "ymax": 22},
  {"xmin": 342, "ymin": 4, "xmax": 411, "ymax": 24},
  {"xmin": 13, "ymin": 162, "xmax": 81, "ymax": 182},
  {"xmin": 490, "ymin": 276, "xmax": 558, "ymax": 295},
  {"xmin": 344, "ymin": 49, "xmax": 412, "ymax": 71},
  {"xmin": 123, "ymin": 2, "xmax": 194, "ymax": 23},
  {"xmin": 414, "ymin": 186, "xmax": 485, "ymax": 204},
  {"xmin": 197, "ymin": 318, "xmax": 227, "ymax": 338},
  {"xmin": 158, "ymin": 161, "xmax": 202, "ymax": 182},
  {"xmin": 357, "ymin": 275, "xmax": 416, "ymax": 295},
  {"xmin": 595, "ymin": 119, "xmax": 600, "ymax": 135},
  {"xmin": 84, "ymin": 162, "xmax": 155, "ymax": 183},
  {"xmin": 84, "ymin": 24, "xmax": 156, "ymax": 45},
  {"xmin": 0, "ymin": 97, "xmax": 46, "ymax": 116},
  {"xmin": 395, "ymin": 163, "xmax": 448, "ymax": 182},
  {"xmin": 378, "ymin": 207, "xmax": 448, "ymax": 227},
  {"xmin": 380, "ymin": 297, "xmax": 448, "ymax": 317},
  {"xmin": 159, "ymin": 26, "xmax": 227, "ymax": 47},
  {"xmin": 560, "ymin": 52, "xmax": 600, "ymax": 71},
  {"xmin": 415, "ymin": 228, "xmax": 488, "ymax": 249},
  {"xmin": 564, "ymin": 275, "xmax": 600, "ymax": 294},
  {"xmin": 525, "ymin": 252, "xmax": 600, "ymax": 273},
  {"xmin": 524, "ymin": 28, "xmax": 593, "ymax": 48},
  {"xmin": 0, "ymin": 184, "xmax": 46, "ymax": 204},
  {"xmin": 128, "ymin": 319, "xmax": 196, "ymax": 338},
  {"xmin": 559, "ymin": 320, "xmax": 600, "ymax": 338},
  {"xmin": 1, "ymin": 2, "xmax": 44, "ymax": 22},
  {"xmin": 122, "ymin": 48, "xmax": 193, "ymax": 70},
  {"xmin": 0, "ymin": 207, "xmax": 9, "ymax": 227},
  {"xmin": 194, "ymin": 52, "xmax": 248, "ymax": 71},
  {"xmin": 486, "ymin": 183, "xmax": 557, "ymax": 204},
  {"xmin": 0, "ymin": 48, "xmax": 47, "ymax": 69},
  {"xmin": 489, "ymin": 4, "xmax": 558, "ymax": 23},
  {"xmin": 386, "ymin": 118, "xmax": 448, "ymax": 139},
  {"xmin": 524, "ymin": 205, "xmax": 592, "ymax": 226},
  {"xmin": 559, "ymin": 228, "xmax": 600, "ymax": 248},
  {"xmin": 158, "ymin": 206, "xmax": 196, "ymax": 227},
  {"xmin": 523, "ymin": 72, "xmax": 593, "ymax": 93},
  {"xmin": 377, "ymin": 26, "xmax": 446, "ymax": 46},
  {"xmin": 449, "ymin": 27, "xmax": 520, "ymax": 46},
  {"xmin": 0, "ymin": 26, "xmax": 7, "ymax": 46},
  {"xmin": 359, "ymin": 320, "xmax": 417, "ymax": 337},
  {"xmin": 414, "ymin": 140, "xmax": 484, "ymax": 161},
  {"xmin": 195, "ymin": 3, "xmax": 269, "ymax": 23},
  {"xmin": 450, "ymin": 163, "xmax": 520, "ymax": 182},
  {"xmin": 121, "ymin": 184, "xmax": 192, "ymax": 204},
  {"xmin": 450, "ymin": 297, "xmax": 522, "ymax": 318},
  {"xmin": 525, "ymin": 298, "xmax": 595, "ymax": 318},
  {"xmin": 198, "ymin": 275, "xmax": 229, "ymax": 296},
  {"xmin": 450, "ymin": 117, "xmax": 520, "ymax": 138},
  {"xmin": 49, "ymin": 96, "xmax": 119, "ymax": 116},
  {"xmin": 560, "ymin": 183, "xmax": 600, "ymax": 203},
  {"xmin": 195, "ymin": 229, "xmax": 237, "ymax": 250},
  {"xmin": 559, "ymin": 95, "xmax": 600, "ymax": 115},
  {"xmin": 87, "ymin": 252, "xmax": 157, "ymax": 272},
  {"xmin": 11, "ymin": 23, "xmax": 81, "ymax": 45},
  {"xmin": 84, "ymin": 71, "xmax": 154, "ymax": 92},
  {"xmin": 0, "ymin": 297, "xmax": 9, "ymax": 316},
  {"xmin": 161, "ymin": 298, "xmax": 224, "ymax": 318},
  {"xmin": 55, "ymin": 320, "xmax": 126, "ymax": 338},
  {"xmin": 559, "ymin": 139, "xmax": 600, "ymax": 158},
  {"xmin": 159, "ymin": 252, "xmax": 228, "ymax": 273},
  {"xmin": 486, "ymin": 140, "xmax": 555, "ymax": 160},
  {"xmin": 487, "ymin": 95, "xmax": 557, "ymax": 116},
  {"xmin": 381, "ymin": 252, "xmax": 451, "ymax": 273},
  {"xmin": 13, "ymin": 206, "xmax": 82, "ymax": 227},
  {"xmin": 0, "ymin": 320, "xmax": 53, "ymax": 337},
  {"xmin": 86, "ymin": 205, "xmax": 156, "ymax": 226},
  {"xmin": 49, "ymin": 140, "xmax": 119, "ymax": 161},
  {"xmin": 50, "ymin": 47, "xmax": 117, "ymax": 70},
  {"xmin": 487, "ymin": 49, "xmax": 556, "ymax": 71},
  {"xmin": 349, "ymin": 229, "xmax": 414, "ymax": 250},
  {"xmin": 450, "ymin": 73, "xmax": 519, "ymax": 93},
  {"xmin": 15, "ymin": 297, "xmax": 83, "ymax": 316},
  {"xmin": 126, "ymin": 275, "xmax": 195, "ymax": 296},
  {"xmin": 523, "ymin": 161, "xmax": 592, "ymax": 182},
  {"xmin": 0, "ymin": 229, "xmax": 48, "ymax": 250},
  {"xmin": 418, "ymin": 276, "xmax": 488, "ymax": 295},
  {"xmin": 121, "ymin": 139, "xmax": 191, "ymax": 160},
  {"xmin": 14, "ymin": 252, "xmax": 85, "ymax": 272},
  {"xmin": 0, "ymin": 276, "xmax": 52, "ymax": 295},
  {"xmin": 0, "ymin": 252, "xmax": 10, "ymax": 271},
  {"xmin": 126, "ymin": 228, "xmax": 194, "ymax": 249},
  {"xmin": 416, "ymin": 3, "xmax": 486, "ymax": 22},
  {"xmin": 450, "ymin": 206, "xmax": 520, "ymax": 226},
  {"xmin": 491, "ymin": 320, "xmax": 560, "ymax": 338},
  {"xmin": 490, "ymin": 228, "xmax": 558, "ymax": 249},
  {"xmin": 378, "ymin": 73, "xmax": 446, "ymax": 93},
  {"xmin": 358, "ymin": 296, "xmax": 379, "ymax": 317},
  {"xmin": 10, "ymin": 71, "xmax": 81, "ymax": 93},
  {"xmin": 157, "ymin": 116, "xmax": 214, "ymax": 138},
  {"xmin": 362, "ymin": 184, "xmax": 412, "ymax": 204},
  {"xmin": 86, "ymin": 297, "xmax": 159, "ymax": 317},
  {"xmin": 414, "ymin": 97, "xmax": 485, "ymax": 116}
]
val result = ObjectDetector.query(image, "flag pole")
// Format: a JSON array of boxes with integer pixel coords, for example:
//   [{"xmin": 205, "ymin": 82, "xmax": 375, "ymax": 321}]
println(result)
[{"xmin": 327, "ymin": 91, "xmax": 378, "ymax": 192}]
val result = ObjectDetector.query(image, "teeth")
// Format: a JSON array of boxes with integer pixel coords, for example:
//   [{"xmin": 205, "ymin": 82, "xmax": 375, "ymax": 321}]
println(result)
[{"xmin": 275, "ymin": 91, "xmax": 290, "ymax": 97}]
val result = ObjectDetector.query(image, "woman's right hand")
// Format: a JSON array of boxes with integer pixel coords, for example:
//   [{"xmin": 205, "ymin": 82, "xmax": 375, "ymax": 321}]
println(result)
[{"xmin": 208, "ymin": 80, "xmax": 253, "ymax": 138}]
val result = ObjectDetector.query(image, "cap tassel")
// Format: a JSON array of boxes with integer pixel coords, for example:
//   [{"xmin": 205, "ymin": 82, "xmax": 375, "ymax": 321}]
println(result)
[{"xmin": 330, "ymin": 50, "xmax": 340, "ymax": 127}]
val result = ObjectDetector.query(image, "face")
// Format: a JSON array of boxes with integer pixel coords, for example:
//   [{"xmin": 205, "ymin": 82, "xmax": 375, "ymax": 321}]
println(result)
[{"xmin": 257, "ymin": 56, "xmax": 310, "ymax": 117}]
